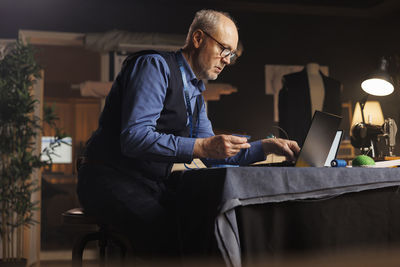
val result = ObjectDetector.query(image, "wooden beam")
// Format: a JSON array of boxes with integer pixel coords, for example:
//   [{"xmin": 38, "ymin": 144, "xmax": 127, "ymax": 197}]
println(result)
[
  {"xmin": 24, "ymin": 70, "xmax": 44, "ymax": 267},
  {"xmin": 19, "ymin": 30, "xmax": 85, "ymax": 46}
]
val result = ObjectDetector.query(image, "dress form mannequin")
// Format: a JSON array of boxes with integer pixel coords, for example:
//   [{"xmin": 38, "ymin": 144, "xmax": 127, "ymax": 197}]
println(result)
[
  {"xmin": 279, "ymin": 64, "xmax": 341, "ymax": 146},
  {"xmin": 306, "ymin": 62, "xmax": 325, "ymax": 116}
]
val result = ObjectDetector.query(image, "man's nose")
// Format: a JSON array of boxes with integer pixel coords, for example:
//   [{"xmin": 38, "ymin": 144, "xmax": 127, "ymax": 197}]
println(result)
[{"xmin": 221, "ymin": 56, "xmax": 230, "ymax": 65}]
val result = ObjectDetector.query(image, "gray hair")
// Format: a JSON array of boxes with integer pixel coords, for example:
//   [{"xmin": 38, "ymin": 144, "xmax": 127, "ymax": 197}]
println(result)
[{"xmin": 184, "ymin": 9, "xmax": 237, "ymax": 47}]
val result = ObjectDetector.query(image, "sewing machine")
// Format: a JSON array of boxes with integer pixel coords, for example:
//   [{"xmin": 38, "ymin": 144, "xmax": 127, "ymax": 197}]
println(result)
[{"xmin": 351, "ymin": 118, "xmax": 398, "ymax": 159}]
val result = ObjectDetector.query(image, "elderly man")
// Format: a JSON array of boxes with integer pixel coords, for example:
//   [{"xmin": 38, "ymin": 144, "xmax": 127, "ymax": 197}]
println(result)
[{"xmin": 77, "ymin": 9, "xmax": 299, "ymax": 257}]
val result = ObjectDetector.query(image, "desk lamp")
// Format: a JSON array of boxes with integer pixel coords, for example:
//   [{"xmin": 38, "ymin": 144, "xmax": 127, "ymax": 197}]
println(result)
[
  {"xmin": 351, "ymin": 57, "xmax": 397, "ymax": 158},
  {"xmin": 361, "ymin": 57, "xmax": 394, "ymax": 98},
  {"xmin": 359, "ymin": 57, "xmax": 394, "ymax": 123}
]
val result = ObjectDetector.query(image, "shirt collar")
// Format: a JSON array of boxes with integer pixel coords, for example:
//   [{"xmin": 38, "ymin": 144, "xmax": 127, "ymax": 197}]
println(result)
[{"xmin": 177, "ymin": 50, "xmax": 206, "ymax": 93}]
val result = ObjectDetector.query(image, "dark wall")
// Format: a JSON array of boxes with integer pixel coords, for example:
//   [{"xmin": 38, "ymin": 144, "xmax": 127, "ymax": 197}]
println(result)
[
  {"xmin": 0, "ymin": 0, "xmax": 198, "ymax": 36},
  {"xmin": 2, "ymin": 0, "xmax": 400, "ymax": 140},
  {"xmin": 209, "ymin": 13, "xmax": 400, "ymax": 139}
]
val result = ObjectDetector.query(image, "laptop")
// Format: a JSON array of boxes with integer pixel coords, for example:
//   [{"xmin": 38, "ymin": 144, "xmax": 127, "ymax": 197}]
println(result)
[
  {"xmin": 295, "ymin": 111, "xmax": 342, "ymax": 167},
  {"xmin": 258, "ymin": 111, "xmax": 342, "ymax": 167}
]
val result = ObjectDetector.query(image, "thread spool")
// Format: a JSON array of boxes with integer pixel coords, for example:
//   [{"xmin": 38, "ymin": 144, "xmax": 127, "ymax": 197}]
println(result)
[{"xmin": 331, "ymin": 159, "xmax": 347, "ymax": 167}]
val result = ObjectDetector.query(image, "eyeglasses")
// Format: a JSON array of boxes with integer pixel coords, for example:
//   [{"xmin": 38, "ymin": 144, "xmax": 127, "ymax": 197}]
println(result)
[{"xmin": 202, "ymin": 30, "xmax": 236, "ymax": 62}]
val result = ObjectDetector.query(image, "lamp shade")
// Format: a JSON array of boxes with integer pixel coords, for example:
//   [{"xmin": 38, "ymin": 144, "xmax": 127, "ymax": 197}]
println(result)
[
  {"xmin": 361, "ymin": 73, "xmax": 394, "ymax": 96},
  {"xmin": 361, "ymin": 57, "xmax": 394, "ymax": 96},
  {"xmin": 351, "ymin": 101, "xmax": 384, "ymax": 128}
]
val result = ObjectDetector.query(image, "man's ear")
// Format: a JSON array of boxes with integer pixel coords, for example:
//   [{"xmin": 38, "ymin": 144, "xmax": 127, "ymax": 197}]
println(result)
[{"xmin": 192, "ymin": 30, "xmax": 204, "ymax": 49}]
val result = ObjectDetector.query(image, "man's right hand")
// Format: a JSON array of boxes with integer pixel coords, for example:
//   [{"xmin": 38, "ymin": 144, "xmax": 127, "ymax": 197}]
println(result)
[
  {"xmin": 193, "ymin": 135, "xmax": 251, "ymax": 159},
  {"xmin": 261, "ymin": 138, "xmax": 300, "ymax": 161}
]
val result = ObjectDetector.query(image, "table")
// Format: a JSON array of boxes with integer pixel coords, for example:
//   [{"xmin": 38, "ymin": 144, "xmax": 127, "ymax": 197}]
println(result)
[{"xmin": 172, "ymin": 167, "xmax": 400, "ymax": 267}]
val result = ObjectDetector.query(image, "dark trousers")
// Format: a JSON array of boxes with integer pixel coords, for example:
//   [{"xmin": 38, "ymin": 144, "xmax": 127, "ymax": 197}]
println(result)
[{"xmin": 77, "ymin": 163, "xmax": 179, "ymax": 258}]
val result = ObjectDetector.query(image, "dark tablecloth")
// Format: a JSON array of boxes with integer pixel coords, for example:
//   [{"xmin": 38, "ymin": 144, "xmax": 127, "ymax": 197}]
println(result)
[
  {"xmin": 173, "ymin": 167, "xmax": 400, "ymax": 267},
  {"xmin": 236, "ymin": 186, "xmax": 400, "ymax": 266}
]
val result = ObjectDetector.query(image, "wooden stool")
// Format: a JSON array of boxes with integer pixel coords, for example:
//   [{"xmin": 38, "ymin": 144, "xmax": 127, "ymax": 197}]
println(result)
[{"xmin": 62, "ymin": 208, "xmax": 132, "ymax": 267}]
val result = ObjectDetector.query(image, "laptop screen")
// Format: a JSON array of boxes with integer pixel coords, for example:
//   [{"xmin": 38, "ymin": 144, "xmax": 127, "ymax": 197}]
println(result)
[
  {"xmin": 324, "ymin": 130, "xmax": 343, "ymax": 167},
  {"xmin": 295, "ymin": 111, "xmax": 342, "ymax": 167}
]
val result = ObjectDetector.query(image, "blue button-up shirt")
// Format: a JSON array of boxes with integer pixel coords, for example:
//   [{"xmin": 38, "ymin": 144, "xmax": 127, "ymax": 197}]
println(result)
[{"xmin": 119, "ymin": 50, "xmax": 266, "ymax": 166}]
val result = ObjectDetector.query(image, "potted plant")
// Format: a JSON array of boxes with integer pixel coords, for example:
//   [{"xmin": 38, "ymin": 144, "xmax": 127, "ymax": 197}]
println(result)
[{"xmin": 0, "ymin": 41, "xmax": 61, "ymax": 266}]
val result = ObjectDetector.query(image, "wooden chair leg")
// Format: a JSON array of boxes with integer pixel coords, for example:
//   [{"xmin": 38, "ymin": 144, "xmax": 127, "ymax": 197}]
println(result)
[
  {"xmin": 108, "ymin": 234, "xmax": 128, "ymax": 259},
  {"xmin": 72, "ymin": 232, "xmax": 102, "ymax": 267},
  {"xmin": 98, "ymin": 230, "xmax": 107, "ymax": 267},
  {"xmin": 71, "ymin": 228, "xmax": 132, "ymax": 267}
]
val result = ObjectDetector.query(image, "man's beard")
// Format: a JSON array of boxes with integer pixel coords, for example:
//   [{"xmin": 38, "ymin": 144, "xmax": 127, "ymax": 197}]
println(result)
[{"xmin": 194, "ymin": 45, "xmax": 219, "ymax": 81}]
